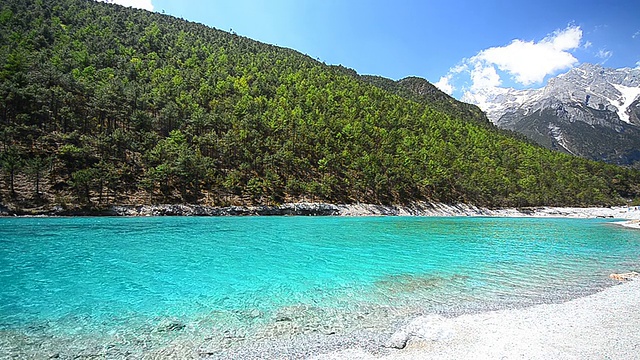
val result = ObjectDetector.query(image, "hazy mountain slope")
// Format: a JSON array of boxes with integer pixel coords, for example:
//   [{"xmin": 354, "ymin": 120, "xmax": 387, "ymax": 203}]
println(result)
[{"xmin": 0, "ymin": 0, "xmax": 639, "ymax": 211}]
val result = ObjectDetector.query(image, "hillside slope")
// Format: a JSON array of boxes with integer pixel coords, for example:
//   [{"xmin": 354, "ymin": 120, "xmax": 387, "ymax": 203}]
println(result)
[
  {"xmin": 361, "ymin": 75, "xmax": 492, "ymax": 127},
  {"xmin": 0, "ymin": 0, "xmax": 639, "ymax": 211}
]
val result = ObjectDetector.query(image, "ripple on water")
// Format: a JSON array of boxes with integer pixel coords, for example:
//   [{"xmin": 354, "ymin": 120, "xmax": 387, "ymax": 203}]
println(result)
[{"xmin": 0, "ymin": 216, "xmax": 638, "ymax": 357}]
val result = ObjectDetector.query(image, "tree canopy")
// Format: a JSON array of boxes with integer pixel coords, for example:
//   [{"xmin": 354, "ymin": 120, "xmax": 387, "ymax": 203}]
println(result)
[{"xmin": 1, "ymin": 0, "xmax": 639, "ymax": 210}]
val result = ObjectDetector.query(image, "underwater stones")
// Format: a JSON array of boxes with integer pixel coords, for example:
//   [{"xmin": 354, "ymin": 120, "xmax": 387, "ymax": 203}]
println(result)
[
  {"xmin": 157, "ymin": 320, "xmax": 186, "ymax": 332},
  {"xmin": 273, "ymin": 305, "xmax": 310, "ymax": 322},
  {"xmin": 320, "ymin": 327, "xmax": 336, "ymax": 335},
  {"xmin": 249, "ymin": 309, "xmax": 262, "ymax": 319},
  {"xmin": 385, "ymin": 314, "xmax": 454, "ymax": 349},
  {"xmin": 375, "ymin": 274, "xmax": 444, "ymax": 293},
  {"xmin": 264, "ymin": 306, "xmax": 345, "ymax": 338},
  {"xmin": 275, "ymin": 314, "xmax": 293, "ymax": 322},
  {"xmin": 374, "ymin": 273, "xmax": 470, "ymax": 295}
]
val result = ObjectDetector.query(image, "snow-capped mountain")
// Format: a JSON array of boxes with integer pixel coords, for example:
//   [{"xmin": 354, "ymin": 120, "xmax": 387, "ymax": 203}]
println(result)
[{"xmin": 474, "ymin": 63, "xmax": 640, "ymax": 165}]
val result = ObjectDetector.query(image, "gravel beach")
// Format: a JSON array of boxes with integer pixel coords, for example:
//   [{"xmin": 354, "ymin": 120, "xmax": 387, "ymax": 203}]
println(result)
[
  {"xmin": 314, "ymin": 279, "xmax": 640, "ymax": 360},
  {"xmin": 618, "ymin": 219, "xmax": 640, "ymax": 230}
]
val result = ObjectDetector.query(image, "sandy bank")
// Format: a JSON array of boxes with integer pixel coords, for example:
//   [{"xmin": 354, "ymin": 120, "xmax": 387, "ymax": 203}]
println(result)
[
  {"xmin": 314, "ymin": 279, "xmax": 640, "ymax": 360},
  {"xmin": 99, "ymin": 203, "xmax": 640, "ymax": 220},
  {"xmin": 335, "ymin": 203, "xmax": 640, "ymax": 220},
  {"xmin": 617, "ymin": 219, "xmax": 640, "ymax": 229}
]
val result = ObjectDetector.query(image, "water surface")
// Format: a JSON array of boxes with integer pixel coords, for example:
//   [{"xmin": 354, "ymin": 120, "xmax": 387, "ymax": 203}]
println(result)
[{"xmin": 0, "ymin": 216, "xmax": 638, "ymax": 356}]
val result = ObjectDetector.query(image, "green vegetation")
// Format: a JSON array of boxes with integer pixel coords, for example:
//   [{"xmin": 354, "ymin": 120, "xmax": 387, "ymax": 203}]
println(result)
[
  {"xmin": 1, "ymin": 0, "xmax": 639, "ymax": 211},
  {"xmin": 360, "ymin": 75, "xmax": 490, "ymax": 127}
]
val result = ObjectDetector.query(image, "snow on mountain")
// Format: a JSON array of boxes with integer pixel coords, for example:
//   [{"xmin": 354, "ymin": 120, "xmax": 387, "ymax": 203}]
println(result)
[
  {"xmin": 612, "ymin": 84, "xmax": 640, "ymax": 124},
  {"xmin": 467, "ymin": 63, "xmax": 640, "ymax": 165},
  {"xmin": 547, "ymin": 123, "xmax": 575, "ymax": 156},
  {"xmin": 478, "ymin": 63, "xmax": 640, "ymax": 126}
]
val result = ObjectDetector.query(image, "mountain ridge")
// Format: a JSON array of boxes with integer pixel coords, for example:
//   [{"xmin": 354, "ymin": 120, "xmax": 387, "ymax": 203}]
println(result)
[
  {"xmin": 360, "ymin": 75, "xmax": 492, "ymax": 127},
  {"xmin": 1, "ymin": 0, "xmax": 639, "ymax": 211},
  {"xmin": 474, "ymin": 64, "xmax": 640, "ymax": 165}
]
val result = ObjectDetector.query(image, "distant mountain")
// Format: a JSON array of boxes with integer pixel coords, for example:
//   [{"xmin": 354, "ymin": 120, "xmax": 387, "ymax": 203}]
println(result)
[{"xmin": 476, "ymin": 64, "xmax": 640, "ymax": 166}]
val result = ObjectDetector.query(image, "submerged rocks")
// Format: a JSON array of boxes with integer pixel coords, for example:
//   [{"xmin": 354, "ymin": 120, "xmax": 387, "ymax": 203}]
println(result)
[{"xmin": 156, "ymin": 319, "xmax": 186, "ymax": 332}]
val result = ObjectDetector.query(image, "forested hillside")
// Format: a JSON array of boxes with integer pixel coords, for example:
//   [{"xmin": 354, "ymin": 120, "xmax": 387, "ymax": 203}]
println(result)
[
  {"xmin": 361, "ymin": 75, "xmax": 490, "ymax": 128},
  {"xmin": 0, "ymin": 0, "xmax": 639, "ymax": 211}
]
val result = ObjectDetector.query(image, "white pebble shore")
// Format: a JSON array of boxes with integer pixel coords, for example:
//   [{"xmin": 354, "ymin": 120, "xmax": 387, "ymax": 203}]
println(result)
[{"xmin": 314, "ymin": 279, "xmax": 640, "ymax": 360}]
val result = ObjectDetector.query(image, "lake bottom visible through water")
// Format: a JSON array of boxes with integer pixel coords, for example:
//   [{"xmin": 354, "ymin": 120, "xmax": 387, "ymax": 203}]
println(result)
[{"xmin": 0, "ymin": 216, "xmax": 638, "ymax": 358}]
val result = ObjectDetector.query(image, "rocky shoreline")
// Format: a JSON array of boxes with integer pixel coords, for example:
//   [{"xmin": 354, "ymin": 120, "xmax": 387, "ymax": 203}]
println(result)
[{"xmin": 2, "ymin": 201, "xmax": 640, "ymax": 219}]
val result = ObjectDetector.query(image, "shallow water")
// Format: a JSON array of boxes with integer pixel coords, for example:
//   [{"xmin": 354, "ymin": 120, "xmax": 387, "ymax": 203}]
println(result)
[{"xmin": 0, "ymin": 216, "xmax": 638, "ymax": 357}]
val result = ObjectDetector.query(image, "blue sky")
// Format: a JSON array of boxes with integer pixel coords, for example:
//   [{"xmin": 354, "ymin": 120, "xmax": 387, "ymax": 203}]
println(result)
[{"xmin": 100, "ymin": 0, "xmax": 640, "ymax": 101}]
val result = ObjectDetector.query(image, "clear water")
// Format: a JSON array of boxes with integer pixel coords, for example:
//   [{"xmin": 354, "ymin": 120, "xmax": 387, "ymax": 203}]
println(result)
[{"xmin": 0, "ymin": 216, "xmax": 639, "ymax": 356}]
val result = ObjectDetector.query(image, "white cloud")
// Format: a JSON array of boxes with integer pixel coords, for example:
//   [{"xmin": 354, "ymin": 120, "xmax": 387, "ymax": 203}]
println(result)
[
  {"xmin": 96, "ymin": 0, "xmax": 154, "ymax": 11},
  {"xmin": 434, "ymin": 25, "xmax": 588, "ymax": 115},
  {"xmin": 434, "ymin": 75, "xmax": 454, "ymax": 95},
  {"xmin": 450, "ymin": 63, "xmax": 468, "ymax": 74},
  {"xmin": 460, "ymin": 88, "xmax": 489, "ymax": 108},
  {"xmin": 596, "ymin": 49, "xmax": 613, "ymax": 63},
  {"xmin": 473, "ymin": 26, "xmax": 581, "ymax": 86},
  {"xmin": 633, "ymin": 30, "xmax": 640, "ymax": 39},
  {"xmin": 635, "ymin": 61, "xmax": 640, "ymax": 69},
  {"xmin": 435, "ymin": 25, "xmax": 584, "ymax": 106},
  {"xmin": 469, "ymin": 62, "xmax": 502, "ymax": 91}
]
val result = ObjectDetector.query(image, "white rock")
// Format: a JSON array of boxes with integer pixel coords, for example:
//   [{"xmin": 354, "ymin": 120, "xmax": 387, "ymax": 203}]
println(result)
[{"xmin": 385, "ymin": 314, "xmax": 454, "ymax": 349}]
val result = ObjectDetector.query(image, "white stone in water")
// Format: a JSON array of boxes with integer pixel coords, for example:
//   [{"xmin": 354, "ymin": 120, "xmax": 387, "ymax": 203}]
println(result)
[{"xmin": 385, "ymin": 314, "xmax": 454, "ymax": 349}]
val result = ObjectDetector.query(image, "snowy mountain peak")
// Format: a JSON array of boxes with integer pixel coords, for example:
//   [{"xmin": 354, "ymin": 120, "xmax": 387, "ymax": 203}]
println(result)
[
  {"xmin": 468, "ymin": 64, "xmax": 640, "ymax": 166},
  {"xmin": 478, "ymin": 64, "xmax": 640, "ymax": 126}
]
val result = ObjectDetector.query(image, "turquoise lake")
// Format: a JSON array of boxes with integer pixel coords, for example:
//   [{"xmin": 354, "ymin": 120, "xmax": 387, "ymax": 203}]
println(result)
[{"xmin": 1, "ymin": 216, "xmax": 639, "ymax": 356}]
